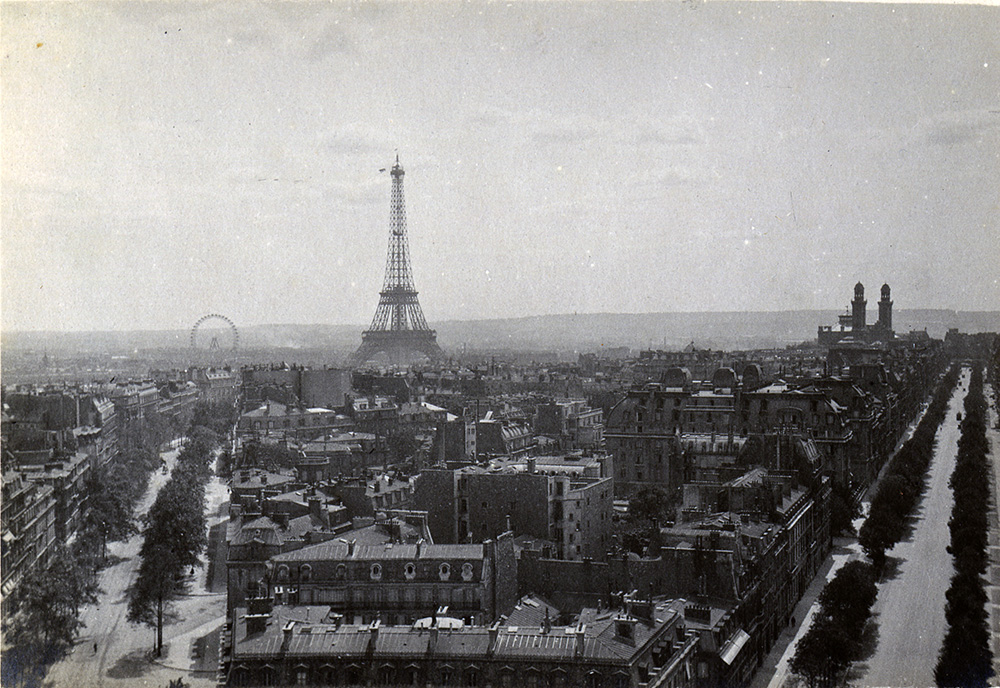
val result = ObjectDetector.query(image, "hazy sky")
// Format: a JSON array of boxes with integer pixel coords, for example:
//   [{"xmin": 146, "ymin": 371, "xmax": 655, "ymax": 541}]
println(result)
[{"xmin": 2, "ymin": 1, "xmax": 998, "ymax": 332}]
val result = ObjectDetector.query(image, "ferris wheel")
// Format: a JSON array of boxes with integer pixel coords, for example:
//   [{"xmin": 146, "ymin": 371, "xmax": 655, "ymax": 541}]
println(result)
[{"xmin": 190, "ymin": 313, "xmax": 239, "ymax": 352}]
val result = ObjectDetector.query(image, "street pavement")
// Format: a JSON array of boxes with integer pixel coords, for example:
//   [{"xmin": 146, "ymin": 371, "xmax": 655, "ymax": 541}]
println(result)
[{"xmin": 43, "ymin": 447, "xmax": 229, "ymax": 688}]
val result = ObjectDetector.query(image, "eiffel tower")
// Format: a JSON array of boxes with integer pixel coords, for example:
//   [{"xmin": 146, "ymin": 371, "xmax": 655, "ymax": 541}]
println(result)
[{"xmin": 350, "ymin": 157, "xmax": 444, "ymax": 367}]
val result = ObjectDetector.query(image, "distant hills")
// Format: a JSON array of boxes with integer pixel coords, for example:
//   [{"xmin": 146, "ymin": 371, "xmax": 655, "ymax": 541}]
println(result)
[
  {"xmin": 5, "ymin": 309, "xmax": 999, "ymax": 356},
  {"xmin": 433, "ymin": 309, "xmax": 1000, "ymax": 352}
]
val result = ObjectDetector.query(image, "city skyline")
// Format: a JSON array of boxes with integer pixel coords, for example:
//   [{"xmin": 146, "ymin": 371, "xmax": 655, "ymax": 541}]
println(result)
[{"xmin": 2, "ymin": 1, "xmax": 998, "ymax": 333}]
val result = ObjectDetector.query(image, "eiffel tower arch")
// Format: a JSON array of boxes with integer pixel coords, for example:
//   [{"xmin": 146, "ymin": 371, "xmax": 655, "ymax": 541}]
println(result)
[{"xmin": 350, "ymin": 157, "xmax": 444, "ymax": 367}]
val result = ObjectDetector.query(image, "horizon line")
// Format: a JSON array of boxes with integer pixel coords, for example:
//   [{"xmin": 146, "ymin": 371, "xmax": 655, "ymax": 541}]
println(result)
[{"xmin": 3, "ymin": 305, "xmax": 998, "ymax": 336}]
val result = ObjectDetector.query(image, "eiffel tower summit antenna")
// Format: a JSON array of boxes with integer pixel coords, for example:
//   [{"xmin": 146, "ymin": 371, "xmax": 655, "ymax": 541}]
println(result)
[{"xmin": 349, "ymin": 156, "xmax": 443, "ymax": 367}]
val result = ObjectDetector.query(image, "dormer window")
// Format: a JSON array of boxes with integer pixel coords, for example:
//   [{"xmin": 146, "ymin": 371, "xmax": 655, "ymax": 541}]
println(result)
[
  {"xmin": 438, "ymin": 562, "xmax": 451, "ymax": 581},
  {"xmin": 404, "ymin": 562, "xmax": 416, "ymax": 580},
  {"xmin": 370, "ymin": 563, "xmax": 382, "ymax": 581}
]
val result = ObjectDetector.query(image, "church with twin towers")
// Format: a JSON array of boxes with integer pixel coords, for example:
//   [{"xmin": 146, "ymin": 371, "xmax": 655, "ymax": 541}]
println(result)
[{"xmin": 817, "ymin": 281, "xmax": 895, "ymax": 346}]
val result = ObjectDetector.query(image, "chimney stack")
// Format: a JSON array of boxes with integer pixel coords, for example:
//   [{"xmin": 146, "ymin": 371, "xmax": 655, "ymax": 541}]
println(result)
[
  {"xmin": 488, "ymin": 620, "xmax": 501, "ymax": 653},
  {"xmin": 309, "ymin": 497, "xmax": 329, "ymax": 528},
  {"xmin": 574, "ymin": 623, "xmax": 587, "ymax": 657},
  {"xmin": 428, "ymin": 618, "xmax": 439, "ymax": 653}
]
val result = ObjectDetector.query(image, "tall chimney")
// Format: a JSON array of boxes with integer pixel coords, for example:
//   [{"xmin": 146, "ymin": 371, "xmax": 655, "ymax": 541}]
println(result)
[
  {"xmin": 428, "ymin": 619, "xmax": 439, "ymax": 653},
  {"xmin": 488, "ymin": 620, "xmax": 501, "ymax": 654}
]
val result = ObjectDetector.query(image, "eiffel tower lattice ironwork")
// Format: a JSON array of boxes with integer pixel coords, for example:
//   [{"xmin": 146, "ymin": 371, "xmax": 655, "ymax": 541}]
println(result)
[{"xmin": 350, "ymin": 157, "xmax": 443, "ymax": 366}]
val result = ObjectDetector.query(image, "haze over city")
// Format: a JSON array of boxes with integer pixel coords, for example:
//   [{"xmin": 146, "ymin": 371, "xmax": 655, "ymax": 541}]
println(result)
[{"xmin": 3, "ymin": 1, "xmax": 998, "ymax": 334}]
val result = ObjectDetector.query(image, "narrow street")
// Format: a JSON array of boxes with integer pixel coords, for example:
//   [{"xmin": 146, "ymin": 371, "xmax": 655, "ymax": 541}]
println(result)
[
  {"xmin": 43, "ymin": 445, "xmax": 229, "ymax": 688},
  {"xmin": 850, "ymin": 367, "xmax": 970, "ymax": 687}
]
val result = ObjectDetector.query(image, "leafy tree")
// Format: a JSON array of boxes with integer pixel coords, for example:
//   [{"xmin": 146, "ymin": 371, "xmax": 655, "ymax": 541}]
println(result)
[
  {"xmin": 873, "ymin": 474, "xmax": 917, "ymax": 520},
  {"xmin": 123, "ymin": 409, "xmax": 173, "ymax": 452},
  {"xmin": 7, "ymin": 544, "xmax": 100, "ymax": 654},
  {"xmin": 944, "ymin": 570, "xmax": 988, "ymax": 629},
  {"xmin": 627, "ymin": 486, "xmax": 673, "ymax": 524},
  {"xmin": 791, "ymin": 561, "xmax": 878, "ymax": 687},
  {"xmin": 189, "ymin": 401, "xmax": 236, "ymax": 437},
  {"xmin": 790, "ymin": 615, "xmax": 858, "ymax": 688},
  {"xmin": 829, "ymin": 482, "xmax": 860, "ymax": 536},
  {"xmin": 858, "ymin": 501, "xmax": 902, "ymax": 573},
  {"xmin": 385, "ymin": 428, "xmax": 420, "ymax": 466},
  {"xmin": 83, "ymin": 466, "xmax": 138, "ymax": 560},
  {"xmin": 128, "ymin": 540, "xmax": 183, "ymax": 656},
  {"xmin": 817, "ymin": 561, "xmax": 877, "ymax": 631}
]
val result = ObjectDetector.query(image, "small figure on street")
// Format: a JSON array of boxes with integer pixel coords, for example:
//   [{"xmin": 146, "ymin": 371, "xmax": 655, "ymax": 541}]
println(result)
[{"xmin": 94, "ymin": 642, "xmax": 98, "ymax": 653}]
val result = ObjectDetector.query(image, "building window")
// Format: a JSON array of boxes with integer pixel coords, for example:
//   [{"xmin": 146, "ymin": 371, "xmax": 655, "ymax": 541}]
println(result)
[
  {"xmin": 300, "ymin": 564, "xmax": 312, "ymax": 582},
  {"xmin": 461, "ymin": 563, "xmax": 474, "ymax": 581},
  {"xmin": 404, "ymin": 562, "xmax": 416, "ymax": 580},
  {"xmin": 371, "ymin": 563, "xmax": 382, "ymax": 580},
  {"xmin": 277, "ymin": 565, "xmax": 289, "ymax": 582},
  {"xmin": 439, "ymin": 562, "xmax": 451, "ymax": 580},
  {"xmin": 336, "ymin": 564, "xmax": 346, "ymax": 580}
]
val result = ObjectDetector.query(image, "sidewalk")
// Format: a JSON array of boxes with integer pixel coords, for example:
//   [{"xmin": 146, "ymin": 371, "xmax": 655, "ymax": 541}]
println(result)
[{"xmin": 749, "ymin": 539, "xmax": 861, "ymax": 688}]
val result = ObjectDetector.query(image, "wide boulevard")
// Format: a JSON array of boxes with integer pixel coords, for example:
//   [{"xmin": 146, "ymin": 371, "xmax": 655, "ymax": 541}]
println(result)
[{"xmin": 44, "ymin": 444, "xmax": 228, "ymax": 688}]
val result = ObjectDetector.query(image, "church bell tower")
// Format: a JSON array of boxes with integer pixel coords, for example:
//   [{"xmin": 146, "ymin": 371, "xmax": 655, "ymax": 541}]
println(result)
[{"xmin": 851, "ymin": 282, "xmax": 867, "ymax": 333}]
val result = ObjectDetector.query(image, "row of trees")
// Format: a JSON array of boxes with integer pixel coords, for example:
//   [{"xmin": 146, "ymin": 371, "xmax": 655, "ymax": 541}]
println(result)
[
  {"xmin": 1, "ymin": 543, "xmax": 101, "ymax": 688},
  {"xmin": 2, "ymin": 413, "xmax": 175, "ymax": 688},
  {"xmin": 858, "ymin": 364, "xmax": 961, "ymax": 573},
  {"xmin": 78, "ymin": 447, "xmax": 163, "ymax": 565},
  {"xmin": 935, "ymin": 363, "xmax": 994, "ymax": 687},
  {"xmin": 788, "ymin": 365, "xmax": 962, "ymax": 688},
  {"xmin": 993, "ymin": 343, "xmax": 1000, "ymax": 429},
  {"xmin": 127, "ymin": 405, "xmax": 231, "ymax": 656},
  {"xmin": 790, "ymin": 560, "xmax": 879, "ymax": 688}
]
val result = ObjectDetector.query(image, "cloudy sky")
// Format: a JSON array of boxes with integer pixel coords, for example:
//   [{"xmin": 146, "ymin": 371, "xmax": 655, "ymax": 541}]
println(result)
[{"xmin": 2, "ymin": 1, "xmax": 998, "ymax": 332}]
